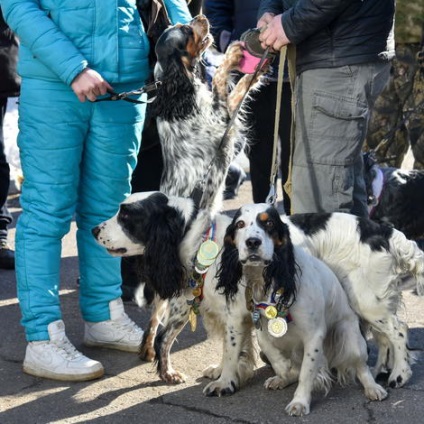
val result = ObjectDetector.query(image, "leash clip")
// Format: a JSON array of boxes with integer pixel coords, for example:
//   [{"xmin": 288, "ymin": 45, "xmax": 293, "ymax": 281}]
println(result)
[{"xmin": 266, "ymin": 185, "xmax": 277, "ymax": 205}]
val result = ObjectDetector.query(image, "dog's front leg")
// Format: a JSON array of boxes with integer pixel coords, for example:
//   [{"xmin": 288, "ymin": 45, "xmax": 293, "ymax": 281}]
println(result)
[
  {"xmin": 256, "ymin": 330, "xmax": 299, "ymax": 391},
  {"xmin": 155, "ymin": 295, "xmax": 191, "ymax": 384},
  {"xmin": 203, "ymin": 312, "xmax": 254, "ymax": 396},
  {"xmin": 285, "ymin": 333, "xmax": 327, "ymax": 417},
  {"xmin": 211, "ymin": 42, "xmax": 244, "ymax": 104},
  {"xmin": 140, "ymin": 297, "xmax": 169, "ymax": 362}
]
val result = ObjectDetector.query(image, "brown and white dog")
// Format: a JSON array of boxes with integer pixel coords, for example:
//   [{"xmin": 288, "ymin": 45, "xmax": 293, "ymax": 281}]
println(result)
[{"xmin": 216, "ymin": 203, "xmax": 387, "ymax": 416}]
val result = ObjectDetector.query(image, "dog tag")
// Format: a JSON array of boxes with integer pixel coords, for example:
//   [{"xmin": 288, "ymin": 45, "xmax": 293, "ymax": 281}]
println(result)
[
  {"xmin": 252, "ymin": 310, "xmax": 261, "ymax": 327},
  {"xmin": 268, "ymin": 317, "xmax": 287, "ymax": 338},
  {"xmin": 196, "ymin": 240, "xmax": 219, "ymax": 267},
  {"xmin": 189, "ymin": 308, "xmax": 197, "ymax": 332}
]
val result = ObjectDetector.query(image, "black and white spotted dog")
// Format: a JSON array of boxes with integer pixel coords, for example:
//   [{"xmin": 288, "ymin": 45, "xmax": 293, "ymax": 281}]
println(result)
[
  {"xmin": 93, "ymin": 192, "xmax": 424, "ymax": 393},
  {"xmin": 217, "ymin": 203, "xmax": 387, "ymax": 416},
  {"xmin": 153, "ymin": 14, "xmax": 264, "ymax": 213},
  {"xmin": 93, "ymin": 191, "xmax": 256, "ymax": 389},
  {"xmin": 364, "ymin": 152, "xmax": 424, "ymax": 245}
]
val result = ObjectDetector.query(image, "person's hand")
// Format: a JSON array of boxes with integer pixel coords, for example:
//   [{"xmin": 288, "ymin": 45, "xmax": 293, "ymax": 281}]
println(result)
[
  {"xmin": 71, "ymin": 68, "xmax": 113, "ymax": 102},
  {"xmin": 257, "ymin": 12, "xmax": 275, "ymax": 29},
  {"xmin": 258, "ymin": 14, "xmax": 290, "ymax": 52}
]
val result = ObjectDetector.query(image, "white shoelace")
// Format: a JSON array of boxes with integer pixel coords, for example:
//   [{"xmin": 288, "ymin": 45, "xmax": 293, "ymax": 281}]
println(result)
[
  {"xmin": 52, "ymin": 337, "xmax": 83, "ymax": 360},
  {"xmin": 113, "ymin": 314, "xmax": 142, "ymax": 334}
]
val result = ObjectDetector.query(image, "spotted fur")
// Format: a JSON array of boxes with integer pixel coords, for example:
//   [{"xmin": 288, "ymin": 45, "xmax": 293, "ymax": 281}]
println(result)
[
  {"xmin": 363, "ymin": 152, "xmax": 424, "ymax": 242},
  {"xmin": 140, "ymin": 15, "xmax": 266, "ymax": 362},
  {"xmin": 153, "ymin": 14, "xmax": 265, "ymax": 214},
  {"xmin": 217, "ymin": 204, "xmax": 387, "ymax": 416},
  {"xmin": 93, "ymin": 193, "xmax": 424, "ymax": 393}
]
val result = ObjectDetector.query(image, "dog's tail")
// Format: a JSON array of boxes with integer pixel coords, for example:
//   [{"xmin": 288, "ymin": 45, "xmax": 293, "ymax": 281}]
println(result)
[{"xmin": 389, "ymin": 229, "xmax": 424, "ymax": 295}]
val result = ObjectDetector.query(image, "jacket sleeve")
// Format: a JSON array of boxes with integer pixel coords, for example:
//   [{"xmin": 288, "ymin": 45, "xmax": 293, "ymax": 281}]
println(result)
[
  {"xmin": 281, "ymin": 0, "xmax": 351, "ymax": 45},
  {"xmin": 164, "ymin": 0, "xmax": 192, "ymax": 24},
  {"xmin": 258, "ymin": 0, "xmax": 285, "ymax": 20},
  {"xmin": 1, "ymin": 0, "xmax": 88, "ymax": 85},
  {"xmin": 204, "ymin": 0, "xmax": 234, "ymax": 47}
]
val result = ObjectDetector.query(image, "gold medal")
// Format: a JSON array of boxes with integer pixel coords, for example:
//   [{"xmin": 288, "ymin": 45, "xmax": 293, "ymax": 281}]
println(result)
[
  {"xmin": 189, "ymin": 308, "xmax": 197, "ymax": 332},
  {"xmin": 196, "ymin": 240, "xmax": 219, "ymax": 267},
  {"xmin": 264, "ymin": 305, "xmax": 278, "ymax": 319},
  {"xmin": 192, "ymin": 287, "xmax": 202, "ymax": 297},
  {"xmin": 268, "ymin": 317, "xmax": 288, "ymax": 338}
]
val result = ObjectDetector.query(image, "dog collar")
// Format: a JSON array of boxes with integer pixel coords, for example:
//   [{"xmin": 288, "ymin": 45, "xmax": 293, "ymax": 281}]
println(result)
[
  {"xmin": 252, "ymin": 290, "xmax": 292, "ymax": 338},
  {"xmin": 186, "ymin": 222, "xmax": 219, "ymax": 331}
]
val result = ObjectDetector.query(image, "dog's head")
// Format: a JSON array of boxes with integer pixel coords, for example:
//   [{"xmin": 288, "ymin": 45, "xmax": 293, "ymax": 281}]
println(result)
[
  {"xmin": 92, "ymin": 191, "xmax": 198, "ymax": 299},
  {"xmin": 216, "ymin": 204, "xmax": 297, "ymax": 306},
  {"xmin": 155, "ymin": 14, "xmax": 213, "ymax": 77},
  {"xmin": 153, "ymin": 15, "xmax": 213, "ymax": 120}
]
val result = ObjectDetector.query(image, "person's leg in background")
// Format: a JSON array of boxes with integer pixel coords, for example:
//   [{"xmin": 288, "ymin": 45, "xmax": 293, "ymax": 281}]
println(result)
[
  {"xmin": 406, "ymin": 46, "xmax": 424, "ymax": 170},
  {"xmin": 365, "ymin": 43, "xmax": 420, "ymax": 168},
  {"xmin": 187, "ymin": 0, "xmax": 202, "ymax": 16},
  {"xmin": 247, "ymin": 80, "xmax": 292, "ymax": 214},
  {"xmin": 0, "ymin": 97, "xmax": 14, "ymax": 269},
  {"xmin": 291, "ymin": 63, "xmax": 390, "ymax": 216}
]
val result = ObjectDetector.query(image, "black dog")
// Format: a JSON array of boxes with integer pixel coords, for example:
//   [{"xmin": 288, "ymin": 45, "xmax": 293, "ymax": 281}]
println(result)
[{"xmin": 363, "ymin": 152, "xmax": 424, "ymax": 247}]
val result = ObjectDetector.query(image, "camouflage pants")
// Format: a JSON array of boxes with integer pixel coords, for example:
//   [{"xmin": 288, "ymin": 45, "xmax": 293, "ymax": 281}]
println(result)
[{"xmin": 365, "ymin": 43, "xmax": 424, "ymax": 169}]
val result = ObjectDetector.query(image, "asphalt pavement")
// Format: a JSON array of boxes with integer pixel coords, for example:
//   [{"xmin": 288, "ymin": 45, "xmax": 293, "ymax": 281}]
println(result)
[{"xmin": 1, "ymin": 179, "xmax": 424, "ymax": 424}]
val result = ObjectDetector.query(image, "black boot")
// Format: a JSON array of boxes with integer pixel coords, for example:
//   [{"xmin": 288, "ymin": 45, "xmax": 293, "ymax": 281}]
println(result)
[{"xmin": 0, "ymin": 240, "xmax": 15, "ymax": 270}]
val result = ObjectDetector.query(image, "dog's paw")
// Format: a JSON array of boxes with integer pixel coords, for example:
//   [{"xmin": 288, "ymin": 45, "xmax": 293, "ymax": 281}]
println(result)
[
  {"xmin": 264, "ymin": 376, "xmax": 289, "ymax": 390},
  {"xmin": 202, "ymin": 365, "xmax": 222, "ymax": 380},
  {"xmin": 203, "ymin": 377, "xmax": 239, "ymax": 397},
  {"xmin": 139, "ymin": 345, "xmax": 156, "ymax": 362},
  {"xmin": 225, "ymin": 41, "xmax": 244, "ymax": 70},
  {"xmin": 388, "ymin": 366, "xmax": 412, "ymax": 388},
  {"xmin": 160, "ymin": 369, "xmax": 187, "ymax": 384},
  {"xmin": 285, "ymin": 400, "xmax": 310, "ymax": 417},
  {"xmin": 364, "ymin": 383, "xmax": 388, "ymax": 401}
]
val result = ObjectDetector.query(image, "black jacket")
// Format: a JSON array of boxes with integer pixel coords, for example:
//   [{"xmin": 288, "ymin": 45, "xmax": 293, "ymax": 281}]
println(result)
[
  {"xmin": 0, "ymin": 8, "xmax": 20, "ymax": 98},
  {"xmin": 204, "ymin": 0, "xmax": 259, "ymax": 51},
  {"xmin": 258, "ymin": 0, "xmax": 395, "ymax": 75}
]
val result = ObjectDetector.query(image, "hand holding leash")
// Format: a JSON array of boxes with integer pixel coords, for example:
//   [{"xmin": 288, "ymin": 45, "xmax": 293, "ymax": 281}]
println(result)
[{"xmin": 71, "ymin": 68, "xmax": 113, "ymax": 102}]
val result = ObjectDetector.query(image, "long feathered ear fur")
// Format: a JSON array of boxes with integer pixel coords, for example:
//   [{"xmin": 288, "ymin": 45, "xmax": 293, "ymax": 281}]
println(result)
[
  {"xmin": 216, "ymin": 220, "xmax": 243, "ymax": 301},
  {"xmin": 263, "ymin": 212, "xmax": 297, "ymax": 307},
  {"xmin": 153, "ymin": 55, "xmax": 198, "ymax": 121},
  {"xmin": 140, "ymin": 204, "xmax": 187, "ymax": 299}
]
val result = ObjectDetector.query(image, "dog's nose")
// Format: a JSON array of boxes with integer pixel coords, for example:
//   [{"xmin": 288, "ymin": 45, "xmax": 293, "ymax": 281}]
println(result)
[
  {"xmin": 92, "ymin": 226, "xmax": 101, "ymax": 239},
  {"xmin": 246, "ymin": 237, "xmax": 261, "ymax": 250}
]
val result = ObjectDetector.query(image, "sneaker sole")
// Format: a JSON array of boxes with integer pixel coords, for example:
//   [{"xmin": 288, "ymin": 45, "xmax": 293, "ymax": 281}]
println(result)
[
  {"xmin": 84, "ymin": 339, "xmax": 140, "ymax": 353},
  {"xmin": 23, "ymin": 363, "xmax": 104, "ymax": 382}
]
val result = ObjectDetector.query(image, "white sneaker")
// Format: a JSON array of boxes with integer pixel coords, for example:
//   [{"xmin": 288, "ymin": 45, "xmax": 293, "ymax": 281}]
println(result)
[
  {"xmin": 23, "ymin": 320, "xmax": 104, "ymax": 381},
  {"xmin": 84, "ymin": 298, "xmax": 144, "ymax": 353}
]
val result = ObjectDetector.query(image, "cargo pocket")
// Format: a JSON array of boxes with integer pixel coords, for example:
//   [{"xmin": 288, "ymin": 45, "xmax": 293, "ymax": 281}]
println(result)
[{"xmin": 310, "ymin": 90, "xmax": 368, "ymax": 166}]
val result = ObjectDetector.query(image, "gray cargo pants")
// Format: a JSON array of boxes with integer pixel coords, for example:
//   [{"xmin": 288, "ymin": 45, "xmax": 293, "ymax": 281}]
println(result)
[{"xmin": 291, "ymin": 62, "xmax": 391, "ymax": 216}]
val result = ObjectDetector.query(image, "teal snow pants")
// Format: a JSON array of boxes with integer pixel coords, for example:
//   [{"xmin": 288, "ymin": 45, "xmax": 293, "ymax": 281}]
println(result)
[{"xmin": 16, "ymin": 79, "xmax": 146, "ymax": 342}]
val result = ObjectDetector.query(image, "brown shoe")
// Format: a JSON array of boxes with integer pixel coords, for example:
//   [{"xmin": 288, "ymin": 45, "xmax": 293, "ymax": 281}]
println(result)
[{"xmin": 0, "ymin": 241, "xmax": 15, "ymax": 270}]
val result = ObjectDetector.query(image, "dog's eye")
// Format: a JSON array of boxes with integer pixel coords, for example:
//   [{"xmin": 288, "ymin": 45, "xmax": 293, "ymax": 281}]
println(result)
[
  {"xmin": 266, "ymin": 220, "xmax": 274, "ymax": 228},
  {"xmin": 236, "ymin": 220, "xmax": 245, "ymax": 229}
]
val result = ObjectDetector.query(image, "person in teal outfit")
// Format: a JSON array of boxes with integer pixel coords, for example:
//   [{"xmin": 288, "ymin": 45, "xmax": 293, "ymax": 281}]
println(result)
[{"xmin": 1, "ymin": 0, "xmax": 191, "ymax": 381}]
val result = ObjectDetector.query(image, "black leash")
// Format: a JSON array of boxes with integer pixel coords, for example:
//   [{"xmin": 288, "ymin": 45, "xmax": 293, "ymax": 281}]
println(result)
[
  {"xmin": 94, "ymin": 81, "xmax": 162, "ymax": 104},
  {"xmin": 190, "ymin": 48, "xmax": 271, "ymax": 207}
]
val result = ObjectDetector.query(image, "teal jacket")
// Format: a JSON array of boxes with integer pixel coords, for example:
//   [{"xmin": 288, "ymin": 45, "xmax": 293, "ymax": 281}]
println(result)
[{"xmin": 1, "ymin": 0, "xmax": 192, "ymax": 86}]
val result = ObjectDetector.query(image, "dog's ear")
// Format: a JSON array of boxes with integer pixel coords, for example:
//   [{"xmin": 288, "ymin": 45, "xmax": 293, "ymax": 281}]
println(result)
[
  {"xmin": 153, "ymin": 55, "xmax": 197, "ymax": 120},
  {"xmin": 141, "ymin": 204, "xmax": 187, "ymax": 299},
  {"xmin": 263, "ymin": 209, "xmax": 297, "ymax": 306},
  {"xmin": 216, "ymin": 218, "xmax": 243, "ymax": 301}
]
